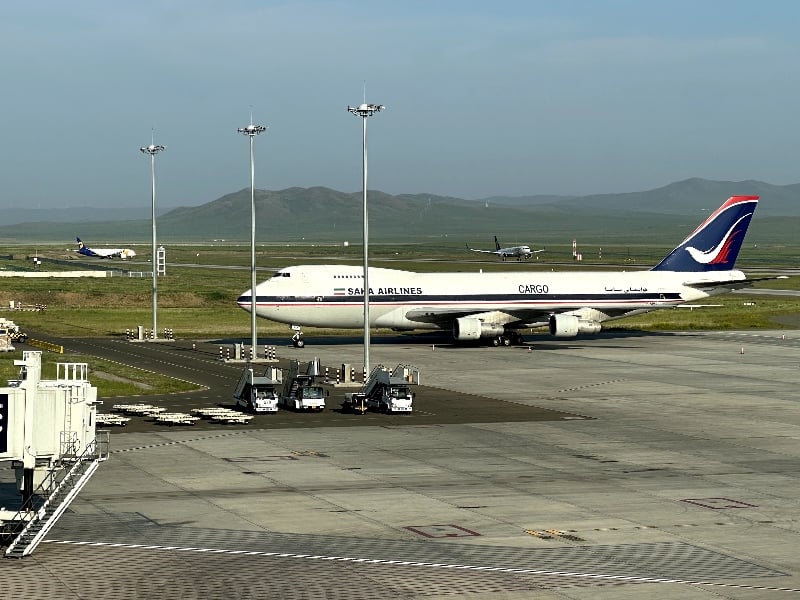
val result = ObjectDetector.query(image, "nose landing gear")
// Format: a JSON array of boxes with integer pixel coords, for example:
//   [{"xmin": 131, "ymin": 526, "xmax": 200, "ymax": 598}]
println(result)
[{"xmin": 291, "ymin": 325, "xmax": 305, "ymax": 348}]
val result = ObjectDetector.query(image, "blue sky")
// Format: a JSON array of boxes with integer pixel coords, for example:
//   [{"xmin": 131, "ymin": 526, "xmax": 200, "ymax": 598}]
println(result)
[{"xmin": 2, "ymin": 1, "xmax": 798, "ymax": 208}]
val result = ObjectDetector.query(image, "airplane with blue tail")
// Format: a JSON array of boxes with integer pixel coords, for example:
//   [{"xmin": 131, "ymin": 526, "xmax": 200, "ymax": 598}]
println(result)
[
  {"xmin": 239, "ymin": 195, "xmax": 784, "ymax": 347},
  {"xmin": 76, "ymin": 237, "xmax": 136, "ymax": 260}
]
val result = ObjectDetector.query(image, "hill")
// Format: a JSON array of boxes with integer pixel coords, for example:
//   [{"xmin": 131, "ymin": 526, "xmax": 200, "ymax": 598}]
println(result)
[
  {"xmin": 479, "ymin": 178, "xmax": 800, "ymax": 216},
  {"xmin": 0, "ymin": 178, "xmax": 797, "ymax": 244}
]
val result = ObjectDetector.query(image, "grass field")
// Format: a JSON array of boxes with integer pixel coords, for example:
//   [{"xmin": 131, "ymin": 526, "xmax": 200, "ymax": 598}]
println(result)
[{"xmin": 0, "ymin": 351, "xmax": 201, "ymax": 398}]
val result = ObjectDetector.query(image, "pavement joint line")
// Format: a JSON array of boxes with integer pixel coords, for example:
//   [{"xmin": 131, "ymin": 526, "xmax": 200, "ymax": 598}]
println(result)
[
  {"xmin": 557, "ymin": 378, "xmax": 627, "ymax": 393},
  {"xmin": 110, "ymin": 430, "xmax": 252, "ymax": 453},
  {"xmin": 40, "ymin": 539, "xmax": 800, "ymax": 593}
]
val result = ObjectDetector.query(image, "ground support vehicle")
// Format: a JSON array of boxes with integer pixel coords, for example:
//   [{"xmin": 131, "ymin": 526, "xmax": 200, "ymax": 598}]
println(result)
[
  {"xmin": 233, "ymin": 366, "xmax": 280, "ymax": 413},
  {"xmin": 0, "ymin": 318, "xmax": 28, "ymax": 351},
  {"xmin": 359, "ymin": 364, "xmax": 420, "ymax": 414},
  {"xmin": 279, "ymin": 360, "xmax": 326, "ymax": 411},
  {"xmin": 341, "ymin": 392, "xmax": 368, "ymax": 414},
  {"xmin": 0, "ymin": 318, "xmax": 27, "ymax": 344}
]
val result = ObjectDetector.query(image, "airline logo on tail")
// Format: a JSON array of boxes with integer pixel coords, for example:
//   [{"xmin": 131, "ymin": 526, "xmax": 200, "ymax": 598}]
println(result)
[
  {"xmin": 652, "ymin": 196, "xmax": 758, "ymax": 272},
  {"xmin": 684, "ymin": 214, "xmax": 751, "ymax": 265}
]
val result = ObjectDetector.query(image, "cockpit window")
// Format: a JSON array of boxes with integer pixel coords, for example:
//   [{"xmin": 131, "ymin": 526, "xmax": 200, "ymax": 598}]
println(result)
[{"xmin": 272, "ymin": 272, "xmax": 291, "ymax": 279}]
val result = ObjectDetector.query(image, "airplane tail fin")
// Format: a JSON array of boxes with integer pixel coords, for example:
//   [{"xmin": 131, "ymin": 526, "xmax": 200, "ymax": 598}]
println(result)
[
  {"xmin": 76, "ymin": 237, "xmax": 91, "ymax": 256},
  {"xmin": 494, "ymin": 236, "xmax": 501, "ymax": 251},
  {"xmin": 651, "ymin": 196, "xmax": 759, "ymax": 272}
]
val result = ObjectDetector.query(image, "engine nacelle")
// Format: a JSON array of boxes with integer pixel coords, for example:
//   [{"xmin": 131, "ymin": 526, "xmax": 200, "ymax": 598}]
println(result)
[
  {"xmin": 453, "ymin": 317, "xmax": 505, "ymax": 341},
  {"xmin": 548, "ymin": 314, "xmax": 602, "ymax": 338}
]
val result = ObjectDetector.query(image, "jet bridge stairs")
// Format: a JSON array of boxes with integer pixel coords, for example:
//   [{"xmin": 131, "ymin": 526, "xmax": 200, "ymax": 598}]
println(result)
[
  {"xmin": 282, "ymin": 361, "xmax": 313, "ymax": 402},
  {"xmin": 356, "ymin": 364, "xmax": 420, "ymax": 413},
  {"xmin": 3, "ymin": 432, "xmax": 109, "ymax": 559},
  {"xmin": 279, "ymin": 359, "xmax": 326, "ymax": 411}
]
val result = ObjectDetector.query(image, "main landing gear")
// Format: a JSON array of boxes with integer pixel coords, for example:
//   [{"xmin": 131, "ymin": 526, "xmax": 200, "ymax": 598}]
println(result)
[{"xmin": 490, "ymin": 332, "xmax": 524, "ymax": 347}]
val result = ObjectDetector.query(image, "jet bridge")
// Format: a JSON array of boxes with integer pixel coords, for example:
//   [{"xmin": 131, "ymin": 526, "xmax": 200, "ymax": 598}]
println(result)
[{"xmin": 0, "ymin": 351, "xmax": 105, "ymax": 558}]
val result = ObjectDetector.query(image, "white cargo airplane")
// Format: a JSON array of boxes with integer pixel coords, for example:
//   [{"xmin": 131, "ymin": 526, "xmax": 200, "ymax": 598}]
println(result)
[
  {"xmin": 239, "ymin": 196, "xmax": 779, "ymax": 347},
  {"xmin": 467, "ymin": 236, "xmax": 544, "ymax": 261},
  {"xmin": 76, "ymin": 237, "xmax": 136, "ymax": 259}
]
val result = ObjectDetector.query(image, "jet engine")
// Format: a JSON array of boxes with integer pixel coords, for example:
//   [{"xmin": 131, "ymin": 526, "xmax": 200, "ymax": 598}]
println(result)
[
  {"xmin": 548, "ymin": 314, "xmax": 602, "ymax": 338},
  {"xmin": 453, "ymin": 317, "xmax": 505, "ymax": 341}
]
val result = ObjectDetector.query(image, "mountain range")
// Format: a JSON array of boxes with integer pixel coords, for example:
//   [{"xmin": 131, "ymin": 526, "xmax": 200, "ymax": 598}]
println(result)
[{"xmin": 0, "ymin": 178, "xmax": 797, "ymax": 245}]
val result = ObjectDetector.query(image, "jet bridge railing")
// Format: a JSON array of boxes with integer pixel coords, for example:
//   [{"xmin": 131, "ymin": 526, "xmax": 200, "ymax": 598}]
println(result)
[
  {"xmin": 391, "ymin": 364, "xmax": 420, "ymax": 385},
  {"xmin": 3, "ymin": 437, "xmax": 104, "ymax": 557}
]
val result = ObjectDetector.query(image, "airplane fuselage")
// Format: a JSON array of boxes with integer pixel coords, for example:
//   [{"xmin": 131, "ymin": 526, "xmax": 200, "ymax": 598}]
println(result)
[
  {"xmin": 239, "ymin": 265, "xmax": 740, "ymax": 330},
  {"xmin": 76, "ymin": 238, "xmax": 136, "ymax": 259},
  {"xmin": 499, "ymin": 246, "xmax": 531, "ymax": 259},
  {"xmin": 83, "ymin": 248, "xmax": 136, "ymax": 259}
]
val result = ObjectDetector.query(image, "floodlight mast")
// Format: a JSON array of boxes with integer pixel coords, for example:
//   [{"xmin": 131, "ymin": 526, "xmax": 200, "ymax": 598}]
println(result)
[
  {"xmin": 139, "ymin": 141, "xmax": 166, "ymax": 340},
  {"xmin": 346, "ymin": 103, "xmax": 384, "ymax": 377},
  {"xmin": 237, "ymin": 120, "xmax": 267, "ymax": 356}
]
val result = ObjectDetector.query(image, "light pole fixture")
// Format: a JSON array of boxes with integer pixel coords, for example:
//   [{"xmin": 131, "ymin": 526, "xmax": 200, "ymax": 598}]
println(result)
[
  {"xmin": 237, "ymin": 119, "xmax": 267, "ymax": 356},
  {"xmin": 346, "ymin": 102, "xmax": 384, "ymax": 377},
  {"xmin": 139, "ymin": 139, "xmax": 165, "ymax": 340}
]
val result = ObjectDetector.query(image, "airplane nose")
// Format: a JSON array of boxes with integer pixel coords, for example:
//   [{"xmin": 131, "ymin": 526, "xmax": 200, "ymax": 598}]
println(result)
[{"xmin": 237, "ymin": 291, "xmax": 253, "ymax": 312}]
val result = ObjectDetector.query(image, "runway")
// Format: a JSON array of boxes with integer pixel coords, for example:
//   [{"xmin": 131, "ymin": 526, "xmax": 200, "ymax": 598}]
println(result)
[{"xmin": 2, "ymin": 329, "xmax": 800, "ymax": 598}]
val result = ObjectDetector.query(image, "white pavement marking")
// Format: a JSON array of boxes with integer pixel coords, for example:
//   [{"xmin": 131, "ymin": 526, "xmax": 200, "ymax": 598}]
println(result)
[{"xmin": 43, "ymin": 540, "xmax": 800, "ymax": 593}]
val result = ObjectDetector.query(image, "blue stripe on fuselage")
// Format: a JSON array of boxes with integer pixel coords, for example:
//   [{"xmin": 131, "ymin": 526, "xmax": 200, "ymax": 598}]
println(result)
[{"xmin": 241, "ymin": 292, "xmax": 683, "ymax": 304}]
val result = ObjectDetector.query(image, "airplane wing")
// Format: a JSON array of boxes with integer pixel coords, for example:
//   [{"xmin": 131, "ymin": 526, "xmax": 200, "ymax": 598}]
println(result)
[
  {"xmin": 675, "ymin": 304, "xmax": 724, "ymax": 308},
  {"xmin": 404, "ymin": 306, "xmax": 550, "ymax": 329},
  {"xmin": 683, "ymin": 275, "xmax": 788, "ymax": 291},
  {"xmin": 466, "ymin": 244, "xmax": 498, "ymax": 255},
  {"xmin": 404, "ymin": 303, "xmax": 641, "ymax": 330}
]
